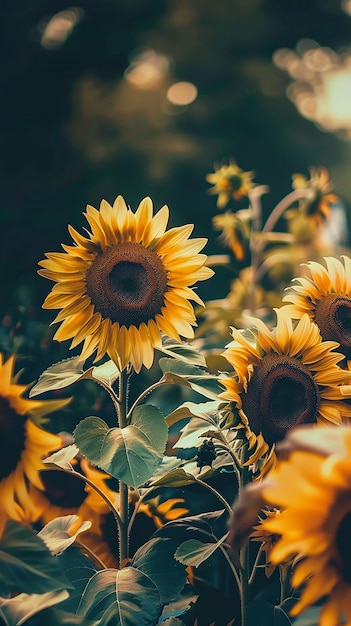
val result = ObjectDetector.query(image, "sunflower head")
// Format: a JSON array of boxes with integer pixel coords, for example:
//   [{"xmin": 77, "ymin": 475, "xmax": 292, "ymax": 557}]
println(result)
[
  {"xmin": 283, "ymin": 255, "xmax": 351, "ymax": 360},
  {"xmin": 212, "ymin": 211, "xmax": 250, "ymax": 262},
  {"xmin": 260, "ymin": 424, "xmax": 351, "ymax": 623},
  {"xmin": 0, "ymin": 353, "xmax": 68, "ymax": 525},
  {"xmin": 206, "ymin": 161, "xmax": 255, "ymax": 209},
  {"xmin": 220, "ymin": 309, "xmax": 351, "ymax": 452},
  {"xmin": 38, "ymin": 196, "xmax": 213, "ymax": 372},
  {"xmin": 291, "ymin": 166, "xmax": 338, "ymax": 226}
]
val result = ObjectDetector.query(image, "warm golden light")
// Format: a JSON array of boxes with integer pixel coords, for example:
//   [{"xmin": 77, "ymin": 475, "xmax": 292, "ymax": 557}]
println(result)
[
  {"xmin": 40, "ymin": 7, "xmax": 84, "ymax": 50},
  {"xmin": 124, "ymin": 49, "xmax": 170, "ymax": 90},
  {"xmin": 342, "ymin": 0, "xmax": 351, "ymax": 15},
  {"xmin": 318, "ymin": 68, "xmax": 351, "ymax": 128},
  {"xmin": 274, "ymin": 39, "xmax": 351, "ymax": 138},
  {"xmin": 166, "ymin": 81, "xmax": 198, "ymax": 105}
]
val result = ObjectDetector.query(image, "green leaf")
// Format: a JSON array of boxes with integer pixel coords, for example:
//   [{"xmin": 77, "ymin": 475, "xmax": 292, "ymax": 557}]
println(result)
[
  {"xmin": 77, "ymin": 568, "xmax": 162, "ymax": 625},
  {"xmin": 0, "ymin": 520, "xmax": 71, "ymax": 595},
  {"xmin": 159, "ymin": 359, "xmax": 222, "ymax": 400},
  {"xmin": 292, "ymin": 605, "xmax": 321, "ymax": 626},
  {"xmin": 74, "ymin": 416, "xmax": 165, "ymax": 488},
  {"xmin": 166, "ymin": 400, "xmax": 221, "ymax": 428},
  {"xmin": 174, "ymin": 536, "xmax": 227, "ymax": 568},
  {"xmin": 38, "ymin": 515, "xmax": 92, "ymax": 556},
  {"xmin": 155, "ymin": 510, "xmax": 228, "ymax": 546},
  {"xmin": 245, "ymin": 599, "xmax": 293, "ymax": 626},
  {"xmin": 157, "ymin": 337, "xmax": 207, "ymax": 367},
  {"xmin": 86, "ymin": 359, "xmax": 120, "ymax": 386},
  {"xmin": 132, "ymin": 538, "xmax": 187, "ymax": 604},
  {"xmin": 29, "ymin": 357, "xmax": 119, "ymax": 397},
  {"xmin": 0, "ymin": 590, "xmax": 69, "ymax": 626},
  {"xmin": 158, "ymin": 590, "xmax": 198, "ymax": 624},
  {"xmin": 35, "ymin": 608, "xmax": 100, "ymax": 625},
  {"xmin": 56, "ymin": 545, "xmax": 100, "ymax": 614},
  {"xmin": 131, "ymin": 405, "xmax": 168, "ymax": 455},
  {"xmin": 149, "ymin": 468, "xmax": 197, "ymax": 488},
  {"xmin": 43, "ymin": 444, "xmax": 79, "ymax": 469},
  {"xmin": 174, "ymin": 415, "xmax": 218, "ymax": 449}
]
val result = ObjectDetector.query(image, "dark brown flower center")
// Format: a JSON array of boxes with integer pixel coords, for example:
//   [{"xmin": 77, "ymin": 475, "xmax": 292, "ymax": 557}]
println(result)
[
  {"xmin": 223, "ymin": 174, "xmax": 243, "ymax": 192},
  {"xmin": 0, "ymin": 397, "xmax": 26, "ymax": 479},
  {"xmin": 241, "ymin": 354, "xmax": 320, "ymax": 446},
  {"xmin": 86, "ymin": 242, "xmax": 168, "ymax": 327},
  {"xmin": 314, "ymin": 294, "xmax": 351, "ymax": 359},
  {"xmin": 335, "ymin": 509, "xmax": 351, "ymax": 583},
  {"xmin": 40, "ymin": 469, "xmax": 87, "ymax": 508},
  {"xmin": 306, "ymin": 191, "xmax": 323, "ymax": 217}
]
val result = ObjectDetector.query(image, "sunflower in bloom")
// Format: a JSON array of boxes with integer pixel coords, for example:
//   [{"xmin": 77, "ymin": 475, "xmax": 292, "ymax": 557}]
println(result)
[
  {"xmin": 220, "ymin": 309, "xmax": 351, "ymax": 457},
  {"xmin": 38, "ymin": 196, "xmax": 214, "ymax": 373},
  {"xmin": 206, "ymin": 161, "xmax": 255, "ymax": 209},
  {"xmin": 283, "ymin": 255, "xmax": 351, "ymax": 361},
  {"xmin": 0, "ymin": 353, "xmax": 69, "ymax": 529},
  {"xmin": 290, "ymin": 166, "xmax": 338, "ymax": 226},
  {"xmin": 212, "ymin": 211, "xmax": 250, "ymax": 262},
  {"xmin": 261, "ymin": 425, "xmax": 351, "ymax": 625}
]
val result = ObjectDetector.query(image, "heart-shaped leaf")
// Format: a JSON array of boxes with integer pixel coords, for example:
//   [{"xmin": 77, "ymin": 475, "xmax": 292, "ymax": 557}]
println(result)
[
  {"xmin": 74, "ymin": 411, "xmax": 167, "ymax": 488},
  {"xmin": 77, "ymin": 568, "xmax": 162, "ymax": 626}
]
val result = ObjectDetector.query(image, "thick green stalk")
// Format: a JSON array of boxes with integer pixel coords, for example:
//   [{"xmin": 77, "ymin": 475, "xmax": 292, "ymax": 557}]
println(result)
[
  {"xmin": 279, "ymin": 564, "xmax": 292, "ymax": 605},
  {"xmin": 117, "ymin": 369, "xmax": 130, "ymax": 565},
  {"xmin": 238, "ymin": 462, "xmax": 252, "ymax": 626}
]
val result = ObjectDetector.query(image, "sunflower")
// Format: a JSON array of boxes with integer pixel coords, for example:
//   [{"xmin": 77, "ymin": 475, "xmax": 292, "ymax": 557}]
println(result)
[
  {"xmin": 206, "ymin": 161, "xmax": 255, "ymax": 209},
  {"xmin": 261, "ymin": 424, "xmax": 351, "ymax": 624},
  {"xmin": 212, "ymin": 211, "xmax": 250, "ymax": 262},
  {"xmin": 38, "ymin": 196, "xmax": 213, "ymax": 373},
  {"xmin": 283, "ymin": 255, "xmax": 351, "ymax": 361},
  {"xmin": 0, "ymin": 353, "xmax": 69, "ymax": 529},
  {"xmin": 291, "ymin": 166, "xmax": 338, "ymax": 226},
  {"xmin": 220, "ymin": 309, "xmax": 351, "ymax": 456}
]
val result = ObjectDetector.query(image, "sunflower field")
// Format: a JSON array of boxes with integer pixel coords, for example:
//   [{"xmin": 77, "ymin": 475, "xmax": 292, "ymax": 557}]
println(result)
[{"xmin": 2, "ymin": 157, "xmax": 351, "ymax": 626}]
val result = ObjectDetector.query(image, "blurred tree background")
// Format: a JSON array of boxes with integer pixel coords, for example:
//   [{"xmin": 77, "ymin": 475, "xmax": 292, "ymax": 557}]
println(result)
[{"xmin": 2, "ymin": 0, "xmax": 351, "ymax": 317}]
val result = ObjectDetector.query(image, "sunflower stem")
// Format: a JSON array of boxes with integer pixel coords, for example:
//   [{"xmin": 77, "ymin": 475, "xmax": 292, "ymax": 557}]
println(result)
[
  {"xmin": 74, "ymin": 540, "xmax": 108, "ymax": 570},
  {"xmin": 126, "ymin": 378, "xmax": 167, "ymax": 421},
  {"xmin": 127, "ymin": 487, "xmax": 154, "ymax": 535},
  {"xmin": 261, "ymin": 188, "xmax": 309, "ymax": 235},
  {"xmin": 248, "ymin": 543, "xmax": 264, "ymax": 585},
  {"xmin": 41, "ymin": 466, "xmax": 123, "ymax": 532},
  {"xmin": 117, "ymin": 369, "xmax": 130, "ymax": 565},
  {"xmin": 279, "ymin": 564, "xmax": 292, "ymax": 605},
  {"xmin": 238, "ymin": 462, "xmax": 252, "ymax": 626},
  {"xmin": 247, "ymin": 187, "xmax": 309, "ymax": 314},
  {"xmin": 247, "ymin": 190, "xmax": 263, "ymax": 314},
  {"xmin": 195, "ymin": 477, "xmax": 233, "ymax": 516}
]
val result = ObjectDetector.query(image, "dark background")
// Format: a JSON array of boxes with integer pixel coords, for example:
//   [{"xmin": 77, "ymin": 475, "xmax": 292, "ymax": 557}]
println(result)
[{"xmin": 2, "ymin": 0, "xmax": 351, "ymax": 316}]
